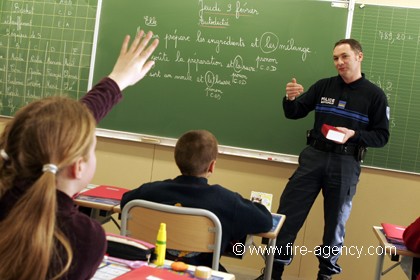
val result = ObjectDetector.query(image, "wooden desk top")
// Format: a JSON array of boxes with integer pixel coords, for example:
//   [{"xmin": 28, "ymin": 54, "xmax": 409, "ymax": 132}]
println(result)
[
  {"xmin": 74, "ymin": 184, "xmax": 119, "ymax": 212},
  {"xmin": 113, "ymin": 204, "xmax": 121, "ymax": 213},
  {"xmin": 372, "ymin": 226, "xmax": 420, "ymax": 258}
]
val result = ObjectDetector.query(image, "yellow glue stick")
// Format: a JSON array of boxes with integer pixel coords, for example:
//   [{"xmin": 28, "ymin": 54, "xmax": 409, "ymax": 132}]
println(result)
[{"xmin": 154, "ymin": 222, "xmax": 166, "ymax": 266}]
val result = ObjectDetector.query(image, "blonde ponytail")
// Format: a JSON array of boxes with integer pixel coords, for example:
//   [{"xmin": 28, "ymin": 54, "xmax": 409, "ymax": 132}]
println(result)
[{"xmin": 0, "ymin": 173, "xmax": 72, "ymax": 279}]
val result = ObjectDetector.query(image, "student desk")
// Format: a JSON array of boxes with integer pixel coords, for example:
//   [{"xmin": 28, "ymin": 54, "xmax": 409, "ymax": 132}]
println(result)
[
  {"xmin": 74, "ymin": 185, "xmax": 120, "ymax": 227},
  {"xmin": 372, "ymin": 226, "xmax": 420, "ymax": 280},
  {"xmin": 75, "ymin": 199, "xmax": 119, "ymax": 226},
  {"xmin": 254, "ymin": 214, "xmax": 285, "ymax": 280},
  {"xmin": 75, "ymin": 188, "xmax": 284, "ymax": 280}
]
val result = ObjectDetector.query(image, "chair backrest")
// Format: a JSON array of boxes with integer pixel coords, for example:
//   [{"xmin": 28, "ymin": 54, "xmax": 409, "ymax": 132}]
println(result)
[{"xmin": 120, "ymin": 199, "xmax": 222, "ymax": 270}]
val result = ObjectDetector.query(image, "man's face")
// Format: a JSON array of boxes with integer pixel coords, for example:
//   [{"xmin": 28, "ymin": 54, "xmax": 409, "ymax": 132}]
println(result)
[{"xmin": 333, "ymin": 43, "xmax": 363, "ymax": 83}]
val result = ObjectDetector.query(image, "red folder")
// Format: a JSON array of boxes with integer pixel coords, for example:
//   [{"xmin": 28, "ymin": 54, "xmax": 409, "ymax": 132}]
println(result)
[
  {"xmin": 81, "ymin": 185, "xmax": 129, "ymax": 200},
  {"xmin": 381, "ymin": 223, "xmax": 406, "ymax": 241},
  {"xmin": 116, "ymin": 265, "xmax": 192, "ymax": 279}
]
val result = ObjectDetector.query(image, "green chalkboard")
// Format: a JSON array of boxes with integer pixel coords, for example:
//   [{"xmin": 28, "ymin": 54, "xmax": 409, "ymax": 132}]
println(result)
[
  {"xmin": 92, "ymin": 0, "xmax": 348, "ymax": 158},
  {"xmin": 0, "ymin": 0, "xmax": 97, "ymax": 114},
  {"xmin": 351, "ymin": 4, "xmax": 420, "ymax": 173}
]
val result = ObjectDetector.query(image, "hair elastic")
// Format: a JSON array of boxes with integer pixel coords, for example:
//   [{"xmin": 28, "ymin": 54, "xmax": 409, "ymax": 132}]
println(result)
[
  {"xmin": 0, "ymin": 149, "xmax": 9, "ymax": 161},
  {"xmin": 42, "ymin": 164, "xmax": 58, "ymax": 174}
]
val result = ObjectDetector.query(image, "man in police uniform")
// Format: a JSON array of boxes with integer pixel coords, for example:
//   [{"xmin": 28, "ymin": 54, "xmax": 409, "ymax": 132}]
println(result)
[{"xmin": 260, "ymin": 39, "xmax": 390, "ymax": 280}]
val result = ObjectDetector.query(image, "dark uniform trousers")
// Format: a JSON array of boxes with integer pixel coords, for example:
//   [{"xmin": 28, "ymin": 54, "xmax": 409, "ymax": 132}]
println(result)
[{"xmin": 275, "ymin": 145, "xmax": 361, "ymax": 276}]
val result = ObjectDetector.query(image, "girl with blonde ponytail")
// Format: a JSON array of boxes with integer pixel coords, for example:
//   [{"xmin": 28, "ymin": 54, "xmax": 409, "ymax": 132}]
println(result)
[{"xmin": 0, "ymin": 29, "xmax": 158, "ymax": 280}]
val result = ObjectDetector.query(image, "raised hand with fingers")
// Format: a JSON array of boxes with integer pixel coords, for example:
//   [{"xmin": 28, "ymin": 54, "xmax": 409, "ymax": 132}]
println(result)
[{"xmin": 108, "ymin": 30, "xmax": 160, "ymax": 91}]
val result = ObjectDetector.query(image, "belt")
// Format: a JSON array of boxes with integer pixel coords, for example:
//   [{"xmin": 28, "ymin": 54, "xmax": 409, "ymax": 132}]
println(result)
[{"xmin": 308, "ymin": 138, "xmax": 357, "ymax": 156}]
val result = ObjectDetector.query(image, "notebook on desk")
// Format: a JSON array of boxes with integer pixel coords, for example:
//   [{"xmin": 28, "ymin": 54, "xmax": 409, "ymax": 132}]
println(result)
[
  {"xmin": 381, "ymin": 223, "xmax": 406, "ymax": 245},
  {"xmin": 81, "ymin": 185, "xmax": 129, "ymax": 200},
  {"xmin": 259, "ymin": 213, "xmax": 286, "ymax": 244},
  {"xmin": 75, "ymin": 185, "xmax": 129, "ymax": 205},
  {"xmin": 271, "ymin": 214, "xmax": 283, "ymax": 234}
]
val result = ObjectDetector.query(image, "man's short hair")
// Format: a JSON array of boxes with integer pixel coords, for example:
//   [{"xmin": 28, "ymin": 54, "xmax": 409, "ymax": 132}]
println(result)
[
  {"xmin": 334, "ymin": 38, "xmax": 363, "ymax": 53},
  {"xmin": 174, "ymin": 130, "xmax": 218, "ymax": 176}
]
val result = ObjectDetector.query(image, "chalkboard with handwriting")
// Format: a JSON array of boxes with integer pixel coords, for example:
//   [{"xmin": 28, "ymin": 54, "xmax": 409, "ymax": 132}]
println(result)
[
  {"xmin": 92, "ymin": 0, "xmax": 348, "ymax": 158},
  {"xmin": 0, "ymin": 0, "xmax": 97, "ymax": 115},
  {"xmin": 11, "ymin": 1, "xmax": 419, "ymax": 173},
  {"xmin": 351, "ymin": 4, "xmax": 420, "ymax": 174}
]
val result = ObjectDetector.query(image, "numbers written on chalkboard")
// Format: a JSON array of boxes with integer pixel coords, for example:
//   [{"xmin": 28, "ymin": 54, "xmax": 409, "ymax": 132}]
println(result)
[
  {"xmin": 377, "ymin": 30, "xmax": 416, "ymax": 44},
  {"xmin": 370, "ymin": 74, "xmax": 396, "ymax": 128}
]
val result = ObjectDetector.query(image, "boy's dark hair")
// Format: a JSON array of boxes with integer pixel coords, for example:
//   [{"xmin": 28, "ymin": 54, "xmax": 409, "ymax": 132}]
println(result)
[{"xmin": 174, "ymin": 130, "xmax": 218, "ymax": 176}]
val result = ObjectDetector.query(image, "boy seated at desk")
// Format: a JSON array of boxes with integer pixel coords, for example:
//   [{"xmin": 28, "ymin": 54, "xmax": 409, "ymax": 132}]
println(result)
[{"xmin": 121, "ymin": 129, "xmax": 273, "ymax": 271}]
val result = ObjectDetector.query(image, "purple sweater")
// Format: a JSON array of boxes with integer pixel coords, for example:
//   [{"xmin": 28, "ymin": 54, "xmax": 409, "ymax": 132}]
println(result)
[{"xmin": 403, "ymin": 216, "xmax": 420, "ymax": 253}]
